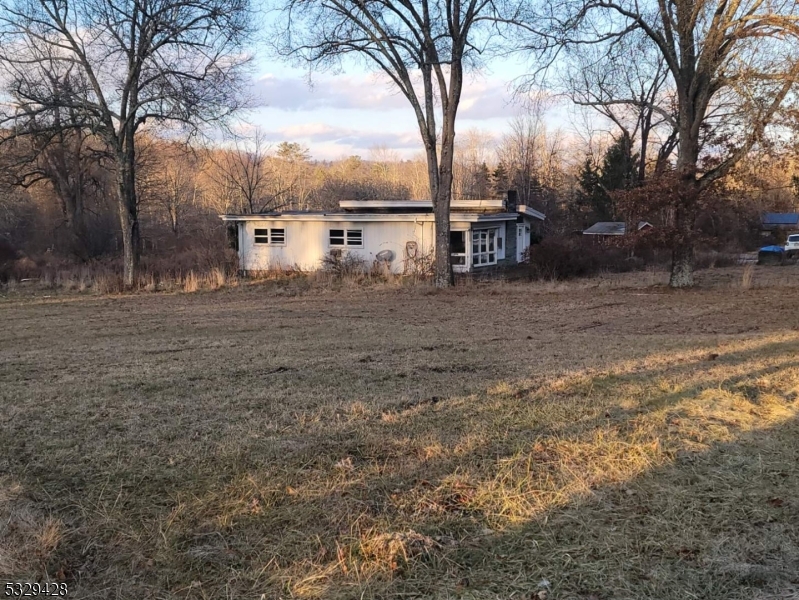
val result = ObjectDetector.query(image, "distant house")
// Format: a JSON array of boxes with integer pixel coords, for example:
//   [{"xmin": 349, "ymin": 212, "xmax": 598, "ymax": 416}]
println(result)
[
  {"xmin": 582, "ymin": 221, "xmax": 653, "ymax": 237},
  {"xmin": 222, "ymin": 193, "xmax": 545, "ymax": 274},
  {"xmin": 761, "ymin": 213, "xmax": 799, "ymax": 231}
]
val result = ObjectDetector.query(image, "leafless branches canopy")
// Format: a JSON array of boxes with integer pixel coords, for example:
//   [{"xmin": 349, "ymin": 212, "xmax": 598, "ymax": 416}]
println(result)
[
  {"xmin": 0, "ymin": 0, "xmax": 253, "ymax": 285},
  {"xmin": 274, "ymin": 0, "xmax": 513, "ymax": 286}
]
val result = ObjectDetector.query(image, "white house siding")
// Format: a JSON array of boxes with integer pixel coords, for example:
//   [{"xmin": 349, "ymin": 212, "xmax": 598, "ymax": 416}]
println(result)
[{"xmin": 238, "ymin": 218, "xmax": 435, "ymax": 273}]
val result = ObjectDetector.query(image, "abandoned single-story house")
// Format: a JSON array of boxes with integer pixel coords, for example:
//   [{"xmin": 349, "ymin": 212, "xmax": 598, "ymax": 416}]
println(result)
[
  {"xmin": 221, "ymin": 193, "xmax": 545, "ymax": 274},
  {"xmin": 582, "ymin": 221, "xmax": 653, "ymax": 236}
]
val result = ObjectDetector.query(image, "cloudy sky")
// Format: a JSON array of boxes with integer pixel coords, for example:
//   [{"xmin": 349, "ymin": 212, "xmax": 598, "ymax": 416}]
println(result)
[{"xmin": 245, "ymin": 56, "xmax": 543, "ymax": 160}]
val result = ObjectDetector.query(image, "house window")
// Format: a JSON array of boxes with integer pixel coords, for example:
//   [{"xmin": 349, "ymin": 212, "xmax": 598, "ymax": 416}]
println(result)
[
  {"xmin": 472, "ymin": 228, "xmax": 498, "ymax": 267},
  {"xmin": 347, "ymin": 229, "xmax": 363, "ymax": 246},
  {"xmin": 254, "ymin": 228, "xmax": 286, "ymax": 245},
  {"xmin": 270, "ymin": 228, "xmax": 285, "ymax": 244},
  {"xmin": 330, "ymin": 228, "xmax": 363, "ymax": 248}
]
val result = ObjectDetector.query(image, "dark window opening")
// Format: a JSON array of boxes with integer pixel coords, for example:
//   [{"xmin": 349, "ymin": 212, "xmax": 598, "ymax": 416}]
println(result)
[
  {"xmin": 271, "ymin": 228, "xmax": 286, "ymax": 244},
  {"xmin": 450, "ymin": 230, "xmax": 466, "ymax": 253},
  {"xmin": 329, "ymin": 229, "xmax": 345, "ymax": 246},
  {"xmin": 346, "ymin": 230, "xmax": 363, "ymax": 246},
  {"xmin": 254, "ymin": 228, "xmax": 269, "ymax": 244}
]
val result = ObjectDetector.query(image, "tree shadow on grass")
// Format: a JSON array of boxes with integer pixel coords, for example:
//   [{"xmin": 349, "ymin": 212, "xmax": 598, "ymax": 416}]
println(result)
[
  {"xmin": 269, "ymin": 336, "xmax": 799, "ymax": 599},
  {"xmin": 399, "ymin": 413, "xmax": 799, "ymax": 600},
  {"xmin": 4, "ymin": 335, "xmax": 799, "ymax": 599}
]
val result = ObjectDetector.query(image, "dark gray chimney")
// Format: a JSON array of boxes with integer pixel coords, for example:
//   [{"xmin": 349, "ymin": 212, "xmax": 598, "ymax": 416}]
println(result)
[{"xmin": 506, "ymin": 190, "xmax": 518, "ymax": 212}]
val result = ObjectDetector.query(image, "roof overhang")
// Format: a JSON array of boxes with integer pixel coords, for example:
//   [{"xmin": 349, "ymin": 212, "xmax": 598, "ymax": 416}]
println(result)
[
  {"xmin": 517, "ymin": 205, "xmax": 546, "ymax": 221},
  {"xmin": 453, "ymin": 212, "xmax": 519, "ymax": 223},
  {"xmin": 338, "ymin": 198, "xmax": 505, "ymax": 210}
]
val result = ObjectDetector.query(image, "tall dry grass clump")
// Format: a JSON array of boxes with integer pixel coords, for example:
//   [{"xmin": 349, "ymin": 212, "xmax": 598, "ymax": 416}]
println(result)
[
  {"xmin": 93, "ymin": 271, "xmax": 125, "ymax": 294},
  {"xmin": 182, "ymin": 270, "xmax": 199, "ymax": 293},
  {"xmin": 741, "ymin": 263, "xmax": 755, "ymax": 289},
  {"xmin": 208, "ymin": 266, "xmax": 226, "ymax": 289}
]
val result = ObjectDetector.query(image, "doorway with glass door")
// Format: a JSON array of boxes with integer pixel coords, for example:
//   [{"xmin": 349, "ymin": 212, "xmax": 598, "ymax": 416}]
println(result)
[{"xmin": 450, "ymin": 230, "xmax": 468, "ymax": 272}]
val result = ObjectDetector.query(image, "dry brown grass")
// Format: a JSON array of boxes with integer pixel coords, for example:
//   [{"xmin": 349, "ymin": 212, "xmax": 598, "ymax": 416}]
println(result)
[
  {"xmin": 2, "ymin": 266, "xmax": 799, "ymax": 599},
  {"xmin": 742, "ymin": 263, "xmax": 756, "ymax": 289},
  {"xmin": 182, "ymin": 270, "xmax": 200, "ymax": 293}
]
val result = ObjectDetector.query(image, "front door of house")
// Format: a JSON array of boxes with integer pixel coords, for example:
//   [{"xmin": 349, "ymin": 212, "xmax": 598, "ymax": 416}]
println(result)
[
  {"xmin": 516, "ymin": 224, "xmax": 531, "ymax": 262},
  {"xmin": 450, "ymin": 230, "xmax": 468, "ymax": 272}
]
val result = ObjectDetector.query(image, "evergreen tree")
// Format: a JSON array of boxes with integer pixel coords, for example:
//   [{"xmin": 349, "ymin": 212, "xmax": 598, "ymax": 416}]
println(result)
[
  {"xmin": 600, "ymin": 132, "xmax": 638, "ymax": 193},
  {"xmin": 471, "ymin": 162, "xmax": 491, "ymax": 198},
  {"xmin": 576, "ymin": 133, "xmax": 640, "ymax": 222},
  {"xmin": 490, "ymin": 163, "xmax": 510, "ymax": 198},
  {"xmin": 575, "ymin": 158, "xmax": 612, "ymax": 221}
]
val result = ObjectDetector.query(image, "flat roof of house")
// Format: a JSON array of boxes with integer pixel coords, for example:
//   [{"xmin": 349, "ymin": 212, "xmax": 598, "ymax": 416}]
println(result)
[
  {"xmin": 221, "ymin": 198, "xmax": 546, "ymax": 223},
  {"xmin": 339, "ymin": 199, "xmax": 505, "ymax": 210},
  {"xmin": 220, "ymin": 212, "xmax": 521, "ymax": 223}
]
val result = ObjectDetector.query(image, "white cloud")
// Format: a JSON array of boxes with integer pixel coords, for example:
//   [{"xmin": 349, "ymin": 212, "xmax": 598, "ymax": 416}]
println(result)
[
  {"xmin": 252, "ymin": 73, "xmax": 407, "ymax": 112},
  {"xmin": 252, "ymin": 71, "xmax": 523, "ymax": 121},
  {"xmin": 258, "ymin": 122, "xmax": 422, "ymax": 158},
  {"xmin": 458, "ymin": 81, "xmax": 519, "ymax": 121},
  {"xmin": 244, "ymin": 67, "xmax": 545, "ymax": 158}
]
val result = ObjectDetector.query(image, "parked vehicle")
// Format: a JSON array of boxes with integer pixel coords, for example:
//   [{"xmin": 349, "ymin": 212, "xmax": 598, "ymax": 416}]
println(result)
[
  {"xmin": 785, "ymin": 234, "xmax": 799, "ymax": 256},
  {"xmin": 758, "ymin": 245, "xmax": 785, "ymax": 265}
]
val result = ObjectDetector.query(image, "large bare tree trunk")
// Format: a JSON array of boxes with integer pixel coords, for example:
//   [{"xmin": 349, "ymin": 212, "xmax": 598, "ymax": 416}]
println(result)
[
  {"xmin": 116, "ymin": 135, "xmax": 140, "ymax": 288},
  {"xmin": 41, "ymin": 130, "xmax": 90, "ymax": 258},
  {"xmin": 669, "ymin": 93, "xmax": 700, "ymax": 288},
  {"xmin": 433, "ymin": 106, "xmax": 457, "ymax": 287},
  {"xmin": 669, "ymin": 218, "xmax": 695, "ymax": 287},
  {"xmin": 433, "ymin": 178, "xmax": 453, "ymax": 287}
]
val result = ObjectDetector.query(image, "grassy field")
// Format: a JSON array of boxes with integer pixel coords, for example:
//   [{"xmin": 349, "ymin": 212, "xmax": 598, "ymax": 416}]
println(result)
[{"xmin": 2, "ymin": 266, "xmax": 799, "ymax": 599}]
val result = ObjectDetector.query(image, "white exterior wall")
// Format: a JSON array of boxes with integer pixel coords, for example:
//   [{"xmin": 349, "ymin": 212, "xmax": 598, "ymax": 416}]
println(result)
[{"xmin": 238, "ymin": 218, "xmax": 435, "ymax": 273}]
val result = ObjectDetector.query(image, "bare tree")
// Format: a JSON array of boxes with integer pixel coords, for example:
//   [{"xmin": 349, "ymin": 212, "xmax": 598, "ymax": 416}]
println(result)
[
  {"xmin": 0, "ymin": 68, "xmax": 113, "ymax": 257},
  {"xmin": 453, "ymin": 128, "xmax": 495, "ymax": 199},
  {"xmin": 138, "ymin": 141, "xmax": 200, "ymax": 236},
  {"xmin": 271, "ymin": 142, "xmax": 313, "ymax": 210},
  {"xmin": 274, "ymin": 0, "xmax": 514, "ymax": 286},
  {"xmin": 0, "ymin": 0, "xmax": 253, "ymax": 286},
  {"xmin": 207, "ymin": 132, "xmax": 279, "ymax": 214},
  {"xmin": 564, "ymin": 32, "xmax": 677, "ymax": 183},
  {"xmin": 369, "ymin": 144, "xmax": 402, "ymax": 189},
  {"xmin": 534, "ymin": 0, "xmax": 799, "ymax": 287},
  {"xmin": 498, "ymin": 113, "xmax": 546, "ymax": 205},
  {"xmin": 0, "ymin": 123, "xmax": 103, "ymax": 257},
  {"xmin": 496, "ymin": 101, "xmax": 565, "ymax": 211}
]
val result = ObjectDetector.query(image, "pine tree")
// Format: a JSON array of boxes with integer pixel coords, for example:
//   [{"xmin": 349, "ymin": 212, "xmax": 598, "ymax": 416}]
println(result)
[
  {"xmin": 600, "ymin": 132, "xmax": 639, "ymax": 193},
  {"xmin": 576, "ymin": 133, "xmax": 640, "ymax": 223},
  {"xmin": 575, "ymin": 158, "xmax": 612, "ymax": 221},
  {"xmin": 472, "ymin": 162, "xmax": 491, "ymax": 198},
  {"xmin": 490, "ymin": 163, "xmax": 510, "ymax": 198}
]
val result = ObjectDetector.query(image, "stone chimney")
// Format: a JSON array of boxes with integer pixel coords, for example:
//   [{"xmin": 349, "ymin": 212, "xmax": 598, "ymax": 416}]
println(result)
[{"xmin": 506, "ymin": 190, "xmax": 518, "ymax": 212}]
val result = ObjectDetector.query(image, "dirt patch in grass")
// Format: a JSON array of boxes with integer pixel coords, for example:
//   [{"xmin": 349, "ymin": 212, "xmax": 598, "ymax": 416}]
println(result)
[{"xmin": 2, "ymin": 267, "xmax": 799, "ymax": 599}]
